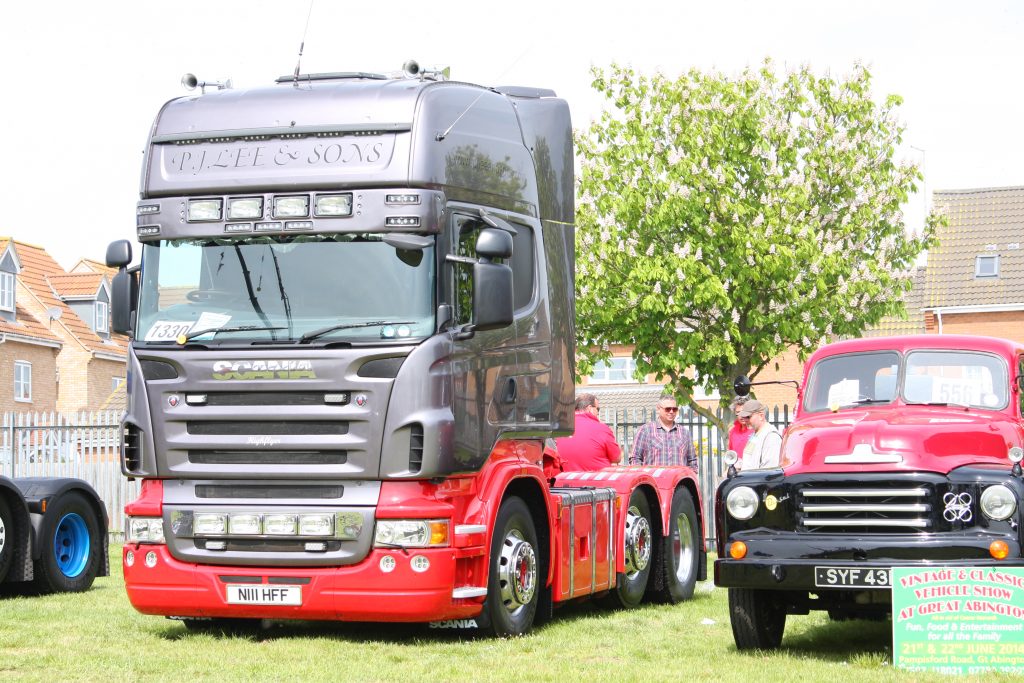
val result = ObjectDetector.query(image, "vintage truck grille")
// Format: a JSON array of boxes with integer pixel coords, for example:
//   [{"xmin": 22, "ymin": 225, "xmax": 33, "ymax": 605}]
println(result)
[{"xmin": 798, "ymin": 486, "xmax": 934, "ymax": 532}]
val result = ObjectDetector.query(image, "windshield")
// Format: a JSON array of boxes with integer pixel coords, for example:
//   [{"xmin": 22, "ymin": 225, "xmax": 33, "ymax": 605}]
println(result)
[
  {"xmin": 136, "ymin": 234, "xmax": 434, "ymax": 344},
  {"xmin": 803, "ymin": 349, "xmax": 1009, "ymax": 412}
]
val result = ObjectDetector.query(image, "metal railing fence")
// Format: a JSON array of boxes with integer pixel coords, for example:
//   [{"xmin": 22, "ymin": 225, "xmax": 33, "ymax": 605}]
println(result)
[
  {"xmin": 599, "ymin": 405, "xmax": 792, "ymax": 542},
  {"xmin": 3, "ymin": 406, "xmax": 792, "ymax": 544}
]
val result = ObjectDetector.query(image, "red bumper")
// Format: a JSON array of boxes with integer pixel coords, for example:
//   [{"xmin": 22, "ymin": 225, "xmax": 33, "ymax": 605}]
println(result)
[{"xmin": 123, "ymin": 545, "xmax": 484, "ymax": 623}]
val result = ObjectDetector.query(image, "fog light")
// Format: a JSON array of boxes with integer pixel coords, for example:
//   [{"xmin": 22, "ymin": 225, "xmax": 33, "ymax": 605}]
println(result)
[
  {"xmin": 228, "ymin": 514, "xmax": 262, "ymax": 535},
  {"xmin": 228, "ymin": 197, "xmax": 263, "ymax": 220},
  {"xmin": 990, "ymin": 540, "xmax": 1010, "ymax": 560},
  {"xmin": 125, "ymin": 551, "xmax": 135, "ymax": 567},
  {"xmin": 729, "ymin": 541, "xmax": 748, "ymax": 559},
  {"xmin": 188, "ymin": 199, "xmax": 223, "ymax": 222},
  {"xmin": 195, "ymin": 513, "xmax": 227, "ymax": 536},
  {"xmin": 274, "ymin": 195, "xmax": 309, "ymax": 218},
  {"xmin": 299, "ymin": 514, "xmax": 333, "ymax": 536},
  {"xmin": 314, "ymin": 194, "xmax": 353, "ymax": 217},
  {"xmin": 264, "ymin": 514, "xmax": 298, "ymax": 536},
  {"xmin": 145, "ymin": 551, "xmax": 158, "ymax": 568},
  {"xmin": 410, "ymin": 555, "xmax": 430, "ymax": 573}
]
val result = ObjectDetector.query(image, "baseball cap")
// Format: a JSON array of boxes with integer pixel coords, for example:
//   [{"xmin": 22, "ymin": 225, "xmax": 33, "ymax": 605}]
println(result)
[{"xmin": 737, "ymin": 400, "xmax": 766, "ymax": 418}]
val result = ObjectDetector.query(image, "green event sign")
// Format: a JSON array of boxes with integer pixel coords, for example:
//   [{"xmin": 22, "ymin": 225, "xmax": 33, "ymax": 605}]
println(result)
[{"xmin": 893, "ymin": 566, "xmax": 1024, "ymax": 675}]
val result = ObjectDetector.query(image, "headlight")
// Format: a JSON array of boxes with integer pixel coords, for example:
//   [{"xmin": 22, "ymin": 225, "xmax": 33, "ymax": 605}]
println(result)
[
  {"xmin": 726, "ymin": 486, "xmax": 759, "ymax": 521},
  {"xmin": 980, "ymin": 485, "xmax": 1017, "ymax": 521},
  {"xmin": 374, "ymin": 520, "xmax": 449, "ymax": 548},
  {"xmin": 1009, "ymin": 447, "xmax": 1024, "ymax": 464},
  {"xmin": 127, "ymin": 517, "xmax": 165, "ymax": 544}
]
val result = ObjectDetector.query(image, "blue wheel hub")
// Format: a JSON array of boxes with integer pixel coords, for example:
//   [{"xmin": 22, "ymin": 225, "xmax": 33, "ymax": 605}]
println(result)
[{"xmin": 54, "ymin": 513, "xmax": 90, "ymax": 578}]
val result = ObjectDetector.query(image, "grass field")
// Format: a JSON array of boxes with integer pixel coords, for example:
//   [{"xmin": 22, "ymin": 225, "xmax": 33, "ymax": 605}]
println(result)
[{"xmin": 0, "ymin": 546, "xmax": 1011, "ymax": 682}]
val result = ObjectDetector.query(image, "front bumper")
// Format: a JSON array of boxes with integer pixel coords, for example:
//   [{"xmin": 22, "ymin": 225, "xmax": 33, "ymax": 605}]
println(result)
[
  {"xmin": 715, "ymin": 530, "xmax": 1024, "ymax": 591},
  {"xmin": 123, "ymin": 544, "xmax": 484, "ymax": 622}
]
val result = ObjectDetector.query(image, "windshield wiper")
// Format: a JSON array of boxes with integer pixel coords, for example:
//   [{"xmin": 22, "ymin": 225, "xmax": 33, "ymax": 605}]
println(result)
[
  {"xmin": 912, "ymin": 400, "xmax": 971, "ymax": 410},
  {"xmin": 851, "ymin": 398, "xmax": 890, "ymax": 405},
  {"xmin": 299, "ymin": 320, "xmax": 418, "ymax": 343},
  {"xmin": 179, "ymin": 325, "xmax": 288, "ymax": 343}
]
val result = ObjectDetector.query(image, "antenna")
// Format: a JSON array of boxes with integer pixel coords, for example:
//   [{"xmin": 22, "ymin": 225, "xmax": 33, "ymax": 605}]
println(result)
[
  {"xmin": 434, "ymin": 41, "xmax": 537, "ymax": 142},
  {"xmin": 292, "ymin": 0, "xmax": 316, "ymax": 87}
]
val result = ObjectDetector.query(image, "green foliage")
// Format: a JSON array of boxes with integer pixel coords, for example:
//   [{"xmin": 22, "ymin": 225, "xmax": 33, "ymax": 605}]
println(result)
[{"xmin": 575, "ymin": 61, "xmax": 942, "ymax": 426}]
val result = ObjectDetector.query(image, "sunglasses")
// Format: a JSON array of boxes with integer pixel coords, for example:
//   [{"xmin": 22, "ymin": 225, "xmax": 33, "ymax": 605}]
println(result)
[{"xmin": 661, "ymin": 406, "xmax": 679, "ymax": 412}]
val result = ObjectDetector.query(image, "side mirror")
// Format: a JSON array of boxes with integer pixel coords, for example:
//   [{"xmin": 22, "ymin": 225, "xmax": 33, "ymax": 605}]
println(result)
[
  {"xmin": 475, "ymin": 228, "xmax": 513, "ymax": 260},
  {"xmin": 111, "ymin": 269, "xmax": 137, "ymax": 336},
  {"xmin": 733, "ymin": 375, "xmax": 752, "ymax": 397},
  {"xmin": 106, "ymin": 240, "xmax": 133, "ymax": 268},
  {"xmin": 471, "ymin": 261, "xmax": 513, "ymax": 331}
]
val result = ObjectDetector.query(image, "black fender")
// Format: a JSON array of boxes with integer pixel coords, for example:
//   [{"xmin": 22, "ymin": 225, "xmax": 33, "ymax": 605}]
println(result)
[
  {"xmin": 0, "ymin": 477, "xmax": 34, "ymax": 583},
  {"xmin": 7, "ymin": 477, "xmax": 110, "ymax": 578}
]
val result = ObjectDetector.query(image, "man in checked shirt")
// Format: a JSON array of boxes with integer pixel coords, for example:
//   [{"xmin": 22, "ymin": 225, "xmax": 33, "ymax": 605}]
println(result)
[{"xmin": 628, "ymin": 394, "xmax": 698, "ymax": 472}]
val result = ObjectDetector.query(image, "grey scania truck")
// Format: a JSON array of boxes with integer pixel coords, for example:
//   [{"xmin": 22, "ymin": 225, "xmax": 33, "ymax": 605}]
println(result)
[{"xmin": 107, "ymin": 65, "xmax": 703, "ymax": 635}]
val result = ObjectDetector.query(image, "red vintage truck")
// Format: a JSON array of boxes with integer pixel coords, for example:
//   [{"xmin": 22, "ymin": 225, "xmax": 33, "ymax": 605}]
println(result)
[
  {"xmin": 107, "ymin": 65, "xmax": 705, "ymax": 635},
  {"xmin": 716, "ymin": 334, "xmax": 1024, "ymax": 649}
]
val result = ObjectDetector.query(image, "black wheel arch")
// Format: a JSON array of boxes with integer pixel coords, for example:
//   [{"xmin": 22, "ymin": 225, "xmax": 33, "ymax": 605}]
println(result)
[
  {"xmin": 11, "ymin": 478, "xmax": 110, "ymax": 577},
  {"xmin": 0, "ymin": 479, "xmax": 34, "ymax": 583}
]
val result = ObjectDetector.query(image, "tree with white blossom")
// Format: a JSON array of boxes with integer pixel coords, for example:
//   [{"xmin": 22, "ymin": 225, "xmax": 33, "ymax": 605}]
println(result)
[{"xmin": 575, "ymin": 61, "xmax": 942, "ymax": 428}]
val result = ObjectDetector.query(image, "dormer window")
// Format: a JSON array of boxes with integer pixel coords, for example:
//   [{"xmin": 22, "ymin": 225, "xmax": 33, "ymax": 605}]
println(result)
[
  {"xmin": 95, "ymin": 300, "xmax": 109, "ymax": 333},
  {"xmin": 0, "ymin": 271, "xmax": 13, "ymax": 311},
  {"xmin": 975, "ymin": 255, "xmax": 999, "ymax": 278}
]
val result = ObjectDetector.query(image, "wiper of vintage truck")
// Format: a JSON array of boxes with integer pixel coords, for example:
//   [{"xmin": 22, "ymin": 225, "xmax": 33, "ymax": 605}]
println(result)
[
  {"xmin": 851, "ymin": 398, "xmax": 890, "ymax": 405},
  {"xmin": 178, "ymin": 325, "xmax": 288, "ymax": 344},
  {"xmin": 911, "ymin": 400, "xmax": 971, "ymax": 410},
  {"xmin": 299, "ymin": 320, "xmax": 417, "ymax": 343}
]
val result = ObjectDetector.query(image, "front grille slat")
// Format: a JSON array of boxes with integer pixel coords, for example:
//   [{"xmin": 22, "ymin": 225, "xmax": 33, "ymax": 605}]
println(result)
[
  {"xmin": 188, "ymin": 451, "xmax": 347, "ymax": 465},
  {"xmin": 195, "ymin": 484, "xmax": 343, "ymax": 499},
  {"xmin": 799, "ymin": 483, "xmax": 936, "ymax": 533},
  {"xmin": 187, "ymin": 421, "xmax": 348, "ymax": 436}
]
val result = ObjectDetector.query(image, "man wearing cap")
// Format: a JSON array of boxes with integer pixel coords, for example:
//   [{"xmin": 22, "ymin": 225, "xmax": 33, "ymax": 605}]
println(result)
[
  {"xmin": 737, "ymin": 399, "xmax": 782, "ymax": 470},
  {"xmin": 727, "ymin": 395, "xmax": 753, "ymax": 455}
]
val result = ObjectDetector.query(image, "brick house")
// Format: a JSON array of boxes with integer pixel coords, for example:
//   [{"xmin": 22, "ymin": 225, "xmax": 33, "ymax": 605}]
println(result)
[
  {"xmin": 917, "ymin": 186, "xmax": 1024, "ymax": 341},
  {"xmin": 0, "ymin": 238, "xmax": 127, "ymax": 412}
]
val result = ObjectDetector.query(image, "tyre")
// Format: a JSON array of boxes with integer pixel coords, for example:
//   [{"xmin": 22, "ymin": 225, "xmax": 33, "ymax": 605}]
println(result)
[
  {"xmin": 0, "ymin": 496, "xmax": 13, "ymax": 584},
  {"xmin": 599, "ymin": 488, "xmax": 653, "ymax": 609},
  {"xmin": 31, "ymin": 491, "xmax": 102, "ymax": 594},
  {"xmin": 729, "ymin": 587, "xmax": 786, "ymax": 650},
  {"xmin": 482, "ymin": 496, "xmax": 540, "ymax": 637},
  {"xmin": 651, "ymin": 487, "xmax": 699, "ymax": 603}
]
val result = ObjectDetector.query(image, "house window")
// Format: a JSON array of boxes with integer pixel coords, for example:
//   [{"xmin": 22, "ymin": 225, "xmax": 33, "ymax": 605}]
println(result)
[
  {"xmin": 95, "ymin": 300, "xmax": 109, "ymax": 333},
  {"xmin": 14, "ymin": 361, "xmax": 31, "ymax": 402},
  {"xmin": 975, "ymin": 255, "xmax": 999, "ymax": 278},
  {"xmin": 0, "ymin": 271, "xmax": 14, "ymax": 311},
  {"xmin": 112, "ymin": 376, "xmax": 125, "ymax": 392},
  {"xmin": 692, "ymin": 371, "xmax": 721, "ymax": 401},
  {"xmin": 588, "ymin": 357, "xmax": 639, "ymax": 384}
]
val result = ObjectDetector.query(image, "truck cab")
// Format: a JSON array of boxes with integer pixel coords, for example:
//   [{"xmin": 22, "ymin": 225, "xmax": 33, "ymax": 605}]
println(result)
[{"xmin": 715, "ymin": 335, "xmax": 1024, "ymax": 649}]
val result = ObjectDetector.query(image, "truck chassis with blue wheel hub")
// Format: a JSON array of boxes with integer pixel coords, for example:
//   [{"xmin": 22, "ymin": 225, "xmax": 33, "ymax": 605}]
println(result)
[{"xmin": 0, "ymin": 476, "xmax": 108, "ymax": 593}]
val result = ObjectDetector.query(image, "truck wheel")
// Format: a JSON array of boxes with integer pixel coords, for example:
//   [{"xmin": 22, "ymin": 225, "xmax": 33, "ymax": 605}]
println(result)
[
  {"xmin": 651, "ymin": 487, "xmax": 699, "ymax": 603},
  {"xmin": 0, "ymin": 496, "xmax": 13, "ymax": 583},
  {"xmin": 31, "ymin": 492, "xmax": 102, "ymax": 594},
  {"xmin": 599, "ymin": 488, "xmax": 653, "ymax": 609},
  {"xmin": 482, "ymin": 496, "xmax": 539, "ymax": 637},
  {"xmin": 729, "ymin": 587, "xmax": 786, "ymax": 650}
]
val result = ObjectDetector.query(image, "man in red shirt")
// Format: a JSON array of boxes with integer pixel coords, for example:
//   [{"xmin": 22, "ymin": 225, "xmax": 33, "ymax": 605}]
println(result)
[
  {"xmin": 556, "ymin": 394, "xmax": 622, "ymax": 471},
  {"xmin": 727, "ymin": 395, "xmax": 753, "ymax": 455}
]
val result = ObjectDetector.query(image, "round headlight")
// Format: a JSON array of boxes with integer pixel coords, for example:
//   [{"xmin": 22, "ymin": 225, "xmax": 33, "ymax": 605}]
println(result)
[
  {"xmin": 723, "ymin": 449, "xmax": 739, "ymax": 466},
  {"xmin": 1009, "ymin": 446, "xmax": 1024, "ymax": 464},
  {"xmin": 726, "ymin": 486, "xmax": 759, "ymax": 520},
  {"xmin": 980, "ymin": 484, "xmax": 1017, "ymax": 521}
]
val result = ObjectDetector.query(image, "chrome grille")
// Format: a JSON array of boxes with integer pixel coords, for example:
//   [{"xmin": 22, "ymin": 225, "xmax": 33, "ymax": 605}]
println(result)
[{"xmin": 799, "ymin": 486, "xmax": 933, "ymax": 531}]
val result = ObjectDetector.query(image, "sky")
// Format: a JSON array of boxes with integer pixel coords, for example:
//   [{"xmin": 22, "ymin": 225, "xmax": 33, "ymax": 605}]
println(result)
[{"xmin": 1, "ymin": 0, "xmax": 1021, "ymax": 270}]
